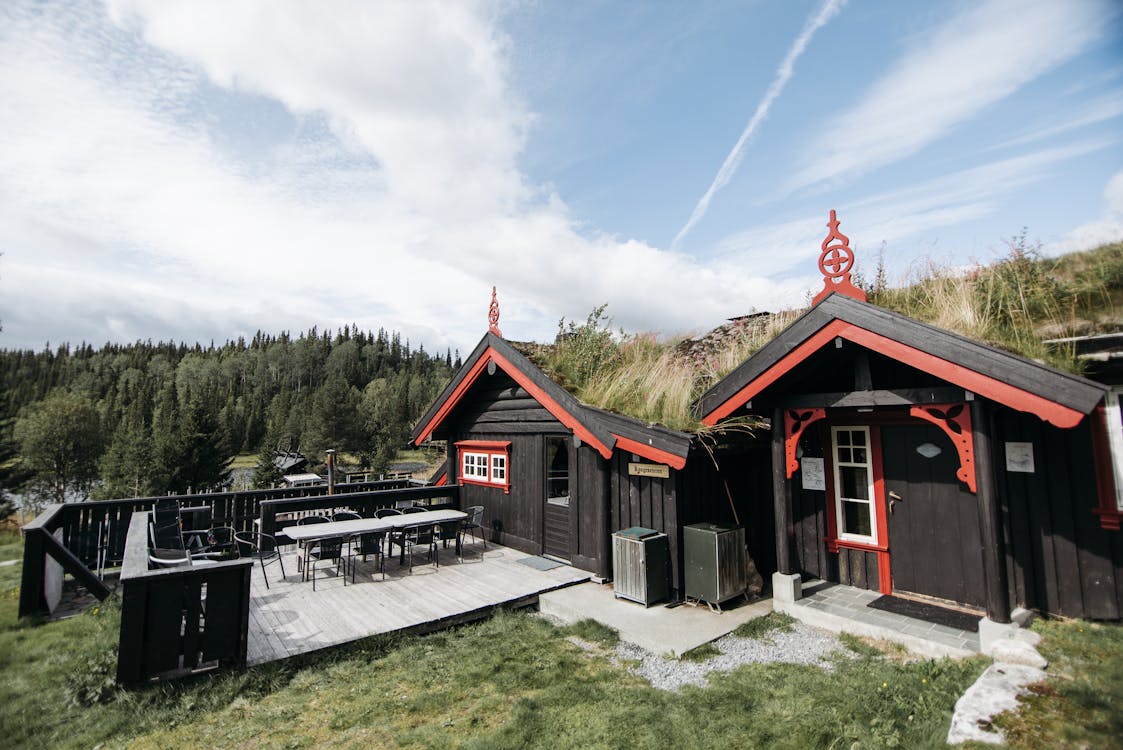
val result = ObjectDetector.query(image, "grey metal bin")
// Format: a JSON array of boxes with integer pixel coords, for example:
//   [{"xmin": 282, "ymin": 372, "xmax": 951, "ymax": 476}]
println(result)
[
  {"xmin": 612, "ymin": 527, "xmax": 669, "ymax": 607},
  {"xmin": 684, "ymin": 522, "xmax": 747, "ymax": 610}
]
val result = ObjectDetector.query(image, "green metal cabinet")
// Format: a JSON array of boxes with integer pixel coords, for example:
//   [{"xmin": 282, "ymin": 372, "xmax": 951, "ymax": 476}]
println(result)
[{"xmin": 684, "ymin": 522, "xmax": 747, "ymax": 609}]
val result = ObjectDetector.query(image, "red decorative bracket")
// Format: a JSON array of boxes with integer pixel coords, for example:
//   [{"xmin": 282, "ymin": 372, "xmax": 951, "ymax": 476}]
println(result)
[
  {"xmin": 812, "ymin": 210, "xmax": 867, "ymax": 305},
  {"xmin": 784, "ymin": 408, "xmax": 826, "ymax": 477},
  {"xmin": 488, "ymin": 286, "xmax": 502, "ymax": 337},
  {"xmin": 909, "ymin": 403, "xmax": 976, "ymax": 493}
]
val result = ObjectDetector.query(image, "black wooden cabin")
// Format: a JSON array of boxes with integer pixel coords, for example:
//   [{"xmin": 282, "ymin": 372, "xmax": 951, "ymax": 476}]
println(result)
[
  {"xmin": 410, "ymin": 332, "xmax": 774, "ymax": 593},
  {"xmin": 694, "ymin": 216, "xmax": 1123, "ymax": 623}
]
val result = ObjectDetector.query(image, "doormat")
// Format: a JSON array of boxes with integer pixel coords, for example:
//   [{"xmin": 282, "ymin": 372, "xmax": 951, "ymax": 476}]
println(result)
[
  {"xmin": 867, "ymin": 596, "xmax": 981, "ymax": 632},
  {"xmin": 517, "ymin": 556, "xmax": 565, "ymax": 571}
]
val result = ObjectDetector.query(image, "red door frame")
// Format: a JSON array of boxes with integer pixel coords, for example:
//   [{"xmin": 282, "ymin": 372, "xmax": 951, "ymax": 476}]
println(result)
[{"xmin": 816, "ymin": 407, "xmax": 975, "ymax": 596}]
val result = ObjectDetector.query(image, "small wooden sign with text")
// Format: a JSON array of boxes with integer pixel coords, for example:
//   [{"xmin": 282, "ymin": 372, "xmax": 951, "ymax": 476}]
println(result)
[{"xmin": 628, "ymin": 463, "xmax": 669, "ymax": 479}]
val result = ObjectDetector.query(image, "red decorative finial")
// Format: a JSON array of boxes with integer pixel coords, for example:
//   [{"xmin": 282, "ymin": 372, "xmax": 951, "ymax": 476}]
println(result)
[
  {"xmin": 812, "ymin": 210, "xmax": 867, "ymax": 305},
  {"xmin": 488, "ymin": 286, "xmax": 502, "ymax": 336}
]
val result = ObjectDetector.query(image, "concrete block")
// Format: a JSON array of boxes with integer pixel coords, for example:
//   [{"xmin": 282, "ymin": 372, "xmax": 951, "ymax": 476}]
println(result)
[
  {"xmin": 989, "ymin": 638, "xmax": 1047, "ymax": 670},
  {"xmin": 947, "ymin": 663, "xmax": 1046, "ymax": 746},
  {"xmin": 772, "ymin": 572, "xmax": 802, "ymax": 604},
  {"xmin": 978, "ymin": 617, "xmax": 1021, "ymax": 653}
]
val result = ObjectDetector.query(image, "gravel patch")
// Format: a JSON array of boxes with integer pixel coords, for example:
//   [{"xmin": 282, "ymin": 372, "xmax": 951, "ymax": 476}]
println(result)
[{"xmin": 617, "ymin": 622, "xmax": 845, "ymax": 691}]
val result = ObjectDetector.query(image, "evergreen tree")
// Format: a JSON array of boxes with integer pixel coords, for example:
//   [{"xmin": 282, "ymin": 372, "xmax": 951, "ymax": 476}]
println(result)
[{"xmin": 13, "ymin": 390, "xmax": 105, "ymax": 509}]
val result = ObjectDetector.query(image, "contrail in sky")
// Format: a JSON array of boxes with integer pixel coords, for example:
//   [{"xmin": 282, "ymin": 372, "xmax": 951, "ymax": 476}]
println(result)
[{"xmin": 670, "ymin": 0, "xmax": 847, "ymax": 252}]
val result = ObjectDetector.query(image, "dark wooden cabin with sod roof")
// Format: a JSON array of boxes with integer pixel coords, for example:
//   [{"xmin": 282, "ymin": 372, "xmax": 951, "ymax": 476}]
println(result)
[
  {"xmin": 694, "ymin": 211, "xmax": 1123, "ymax": 632},
  {"xmin": 411, "ymin": 290, "xmax": 775, "ymax": 594}
]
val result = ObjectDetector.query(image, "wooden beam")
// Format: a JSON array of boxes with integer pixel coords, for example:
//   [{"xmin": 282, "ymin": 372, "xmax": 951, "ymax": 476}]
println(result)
[
  {"xmin": 39, "ymin": 531, "xmax": 113, "ymax": 601},
  {"xmin": 772, "ymin": 408, "xmax": 794, "ymax": 575},
  {"xmin": 972, "ymin": 399, "xmax": 1011, "ymax": 623},
  {"xmin": 779, "ymin": 387, "xmax": 966, "ymax": 409}
]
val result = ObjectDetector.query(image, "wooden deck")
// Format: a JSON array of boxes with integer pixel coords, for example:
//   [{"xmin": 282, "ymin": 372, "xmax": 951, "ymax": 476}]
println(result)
[{"xmin": 246, "ymin": 540, "xmax": 589, "ymax": 665}]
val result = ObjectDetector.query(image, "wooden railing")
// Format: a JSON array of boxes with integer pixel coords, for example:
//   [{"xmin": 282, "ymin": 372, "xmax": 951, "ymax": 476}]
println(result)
[
  {"xmin": 116, "ymin": 511, "xmax": 254, "ymax": 684},
  {"xmin": 17, "ymin": 479, "xmax": 419, "ymax": 618}
]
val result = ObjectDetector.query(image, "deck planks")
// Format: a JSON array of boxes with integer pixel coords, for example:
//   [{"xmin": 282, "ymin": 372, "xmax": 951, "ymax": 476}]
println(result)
[{"xmin": 245, "ymin": 541, "xmax": 589, "ymax": 665}]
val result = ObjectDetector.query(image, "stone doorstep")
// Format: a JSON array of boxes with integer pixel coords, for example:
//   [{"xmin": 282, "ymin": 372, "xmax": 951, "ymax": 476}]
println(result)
[{"xmin": 774, "ymin": 598, "xmax": 978, "ymax": 659}]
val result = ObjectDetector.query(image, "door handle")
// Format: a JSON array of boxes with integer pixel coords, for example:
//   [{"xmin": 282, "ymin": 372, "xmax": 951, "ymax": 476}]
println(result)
[{"xmin": 889, "ymin": 491, "xmax": 902, "ymax": 513}]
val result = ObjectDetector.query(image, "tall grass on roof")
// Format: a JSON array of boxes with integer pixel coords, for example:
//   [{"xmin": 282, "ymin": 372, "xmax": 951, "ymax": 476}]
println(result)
[
  {"xmin": 869, "ymin": 233, "xmax": 1120, "ymax": 373},
  {"xmin": 581, "ymin": 334, "xmax": 697, "ymax": 431}
]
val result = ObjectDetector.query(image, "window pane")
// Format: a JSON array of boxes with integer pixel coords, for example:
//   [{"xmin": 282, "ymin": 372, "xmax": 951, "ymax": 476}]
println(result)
[
  {"xmin": 839, "ymin": 466, "xmax": 869, "ymax": 500},
  {"xmin": 546, "ymin": 437, "xmax": 569, "ymax": 500},
  {"xmin": 842, "ymin": 500, "xmax": 872, "ymax": 537},
  {"xmin": 851, "ymin": 430, "xmax": 866, "ymax": 446},
  {"xmin": 852, "ymin": 447, "xmax": 867, "ymax": 463},
  {"xmin": 837, "ymin": 431, "xmax": 851, "ymax": 446},
  {"xmin": 838, "ymin": 447, "xmax": 852, "ymax": 464}
]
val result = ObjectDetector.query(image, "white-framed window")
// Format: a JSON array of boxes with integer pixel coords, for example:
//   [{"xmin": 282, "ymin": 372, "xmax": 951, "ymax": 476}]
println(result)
[
  {"xmin": 831, "ymin": 426, "xmax": 877, "ymax": 544},
  {"xmin": 490, "ymin": 454, "xmax": 507, "ymax": 484},
  {"xmin": 456, "ymin": 440, "xmax": 511, "ymax": 493},
  {"xmin": 461, "ymin": 452, "xmax": 490, "ymax": 481}
]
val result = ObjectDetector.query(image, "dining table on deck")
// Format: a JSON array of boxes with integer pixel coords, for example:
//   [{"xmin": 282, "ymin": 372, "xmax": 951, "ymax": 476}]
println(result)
[{"xmin": 280, "ymin": 509, "xmax": 468, "ymax": 580}]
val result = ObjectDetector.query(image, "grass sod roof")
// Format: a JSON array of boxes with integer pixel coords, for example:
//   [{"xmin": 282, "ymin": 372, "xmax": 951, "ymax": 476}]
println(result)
[{"xmin": 509, "ymin": 240, "xmax": 1123, "ymax": 433}]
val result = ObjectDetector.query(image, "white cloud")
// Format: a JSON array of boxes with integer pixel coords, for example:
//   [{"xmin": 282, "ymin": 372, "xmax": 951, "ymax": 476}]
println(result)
[
  {"xmin": 718, "ymin": 139, "xmax": 1115, "ymax": 276},
  {"xmin": 0, "ymin": 0, "xmax": 797, "ymax": 352},
  {"xmin": 784, "ymin": 0, "xmax": 1112, "ymax": 195},
  {"xmin": 1050, "ymin": 169, "xmax": 1123, "ymax": 253}
]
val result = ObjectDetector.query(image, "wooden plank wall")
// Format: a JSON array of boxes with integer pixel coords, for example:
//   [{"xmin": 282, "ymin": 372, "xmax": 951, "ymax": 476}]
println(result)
[
  {"xmin": 676, "ymin": 442, "xmax": 777, "ymax": 579},
  {"xmin": 789, "ymin": 427, "xmax": 835, "ymax": 584},
  {"xmin": 572, "ymin": 446, "xmax": 610, "ymax": 578},
  {"xmin": 994, "ymin": 410, "xmax": 1123, "ymax": 620},
  {"xmin": 609, "ymin": 453, "xmax": 680, "ymax": 590},
  {"xmin": 450, "ymin": 374, "xmax": 565, "ymax": 558}
]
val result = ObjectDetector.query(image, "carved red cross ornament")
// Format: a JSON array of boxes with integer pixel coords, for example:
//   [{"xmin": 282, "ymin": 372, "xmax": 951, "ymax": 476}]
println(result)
[
  {"xmin": 488, "ymin": 286, "xmax": 502, "ymax": 337},
  {"xmin": 812, "ymin": 210, "xmax": 867, "ymax": 305}
]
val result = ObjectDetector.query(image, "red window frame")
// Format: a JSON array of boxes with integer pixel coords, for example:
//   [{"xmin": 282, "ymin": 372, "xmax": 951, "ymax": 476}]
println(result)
[{"xmin": 456, "ymin": 440, "xmax": 511, "ymax": 494}]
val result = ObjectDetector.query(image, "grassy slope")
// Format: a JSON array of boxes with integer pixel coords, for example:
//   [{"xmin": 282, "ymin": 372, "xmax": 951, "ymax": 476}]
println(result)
[
  {"xmin": 2, "ymin": 532, "xmax": 1121, "ymax": 750},
  {"xmin": 0, "ymin": 539, "xmax": 987, "ymax": 750}
]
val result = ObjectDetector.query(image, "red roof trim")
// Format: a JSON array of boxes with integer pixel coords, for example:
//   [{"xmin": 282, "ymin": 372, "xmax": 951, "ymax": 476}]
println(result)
[
  {"xmin": 613, "ymin": 435, "xmax": 687, "ymax": 470},
  {"xmin": 433, "ymin": 470, "xmax": 448, "ymax": 487},
  {"xmin": 702, "ymin": 319, "xmax": 1087, "ymax": 429},
  {"xmin": 455, "ymin": 440, "xmax": 512, "ymax": 450},
  {"xmin": 414, "ymin": 346, "xmax": 614, "ymax": 460}
]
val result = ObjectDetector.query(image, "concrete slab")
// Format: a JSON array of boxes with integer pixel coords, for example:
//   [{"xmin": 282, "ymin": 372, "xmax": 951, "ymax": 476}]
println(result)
[{"xmin": 538, "ymin": 581, "xmax": 774, "ymax": 657}]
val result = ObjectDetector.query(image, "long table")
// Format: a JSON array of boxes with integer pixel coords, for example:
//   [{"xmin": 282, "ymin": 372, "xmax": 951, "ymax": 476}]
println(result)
[{"xmin": 281, "ymin": 509, "xmax": 468, "ymax": 579}]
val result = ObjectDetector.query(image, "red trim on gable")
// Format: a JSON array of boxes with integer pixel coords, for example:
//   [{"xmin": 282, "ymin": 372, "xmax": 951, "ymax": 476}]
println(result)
[
  {"xmin": 613, "ymin": 435, "xmax": 687, "ymax": 470},
  {"xmin": 433, "ymin": 471, "xmax": 448, "ymax": 487},
  {"xmin": 488, "ymin": 349, "xmax": 614, "ymax": 459},
  {"xmin": 414, "ymin": 346, "xmax": 614, "ymax": 460},
  {"xmin": 701, "ymin": 319, "xmax": 1087, "ymax": 429}
]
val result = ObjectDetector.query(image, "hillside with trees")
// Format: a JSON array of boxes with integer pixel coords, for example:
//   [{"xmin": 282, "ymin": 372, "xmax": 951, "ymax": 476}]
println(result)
[{"xmin": 0, "ymin": 326, "xmax": 457, "ymax": 511}]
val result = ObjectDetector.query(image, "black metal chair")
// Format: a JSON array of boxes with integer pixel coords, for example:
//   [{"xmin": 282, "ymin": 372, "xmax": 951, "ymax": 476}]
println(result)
[
  {"xmin": 401, "ymin": 522, "xmax": 437, "ymax": 571},
  {"xmin": 376, "ymin": 507, "xmax": 404, "ymax": 556},
  {"xmin": 347, "ymin": 529, "xmax": 387, "ymax": 582},
  {"xmin": 435, "ymin": 519, "xmax": 463, "ymax": 565},
  {"xmin": 460, "ymin": 505, "xmax": 486, "ymax": 549},
  {"xmin": 234, "ymin": 530, "xmax": 287, "ymax": 588},
  {"xmin": 332, "ymin": 511, "xmax": 361, "ymax": 522},
  {"xmin": 308, "ymin": 534, "xmax": 347, "ymax": 590},
  {"xmin": 296, "ymin": 515, "xmax": 330, "ymax": 574}
]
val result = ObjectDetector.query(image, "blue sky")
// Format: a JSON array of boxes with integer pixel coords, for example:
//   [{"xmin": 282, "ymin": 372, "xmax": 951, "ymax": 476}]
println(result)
[{"xmin": 0, "ymin": 0, "xmax": 1120, "ymax": 355}]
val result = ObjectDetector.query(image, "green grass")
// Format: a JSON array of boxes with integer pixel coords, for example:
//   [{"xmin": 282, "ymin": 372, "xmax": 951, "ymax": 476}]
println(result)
[
  {"xmin": 563, "ymin": 618, "xmax": 620, "ymax": 647},
  {"xmin": 992, "ymin": 618, "xmax": 1123, "ymax": 749},
  {"xmin": 680, "ymin": 642, "xmax": 721, "ymax": 662},
  {"xmin": 733, "ymin": 612, "xmax": 795, "ymax": 640}
]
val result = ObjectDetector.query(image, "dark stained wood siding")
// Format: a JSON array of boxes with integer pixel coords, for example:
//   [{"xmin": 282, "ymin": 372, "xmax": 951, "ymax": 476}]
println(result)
[
  {"xmin": 994, "ymin": 409, "xmax": 1123, "ymax": 620},
  {"xmin": 609, "ymin": 453, "xmax": 681, "ymax": 591},
  {"xmin": 790, "ymin": 426, "xmax": 832, "ymax": 583},
  {"xmin": 572, "ymin": 445, "xmax": 610, "ymax": 578},
  {"xmin": 676, "ymin": 440, "xmax": 776, "ymax": 581},
  {"xmin": 837, "ymin": 548, "xmax": 880, "ymax": 590}
]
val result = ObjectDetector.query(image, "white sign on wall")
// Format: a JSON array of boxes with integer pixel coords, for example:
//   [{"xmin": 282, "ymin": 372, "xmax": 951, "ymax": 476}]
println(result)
[
  {"xmin": 801, "ymin": 456, "xmax": 826, "ymax": 490},
  {"xmin": 1005, "ymin": 442, "xmax": 1035, "ymax": 473}
]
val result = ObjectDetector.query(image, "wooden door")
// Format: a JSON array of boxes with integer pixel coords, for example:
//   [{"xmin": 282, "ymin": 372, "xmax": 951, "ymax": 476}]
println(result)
[
  {"xmin": 542, "ymin": 436, "xmax": 572, "ymax": 561},
  {"xmin": 882, "ymin": 424, "xmax": 987, "ymax": 607}
]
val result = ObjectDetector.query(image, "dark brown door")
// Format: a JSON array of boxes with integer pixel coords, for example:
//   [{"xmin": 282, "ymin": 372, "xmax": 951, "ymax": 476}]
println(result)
[
  {"xmin": 542, "ymin": 436, "xmax": 571, "ymax": 561},
  {"xmin": 882, "ymin": 423, "xmax": 986, "ymax": 608}
]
